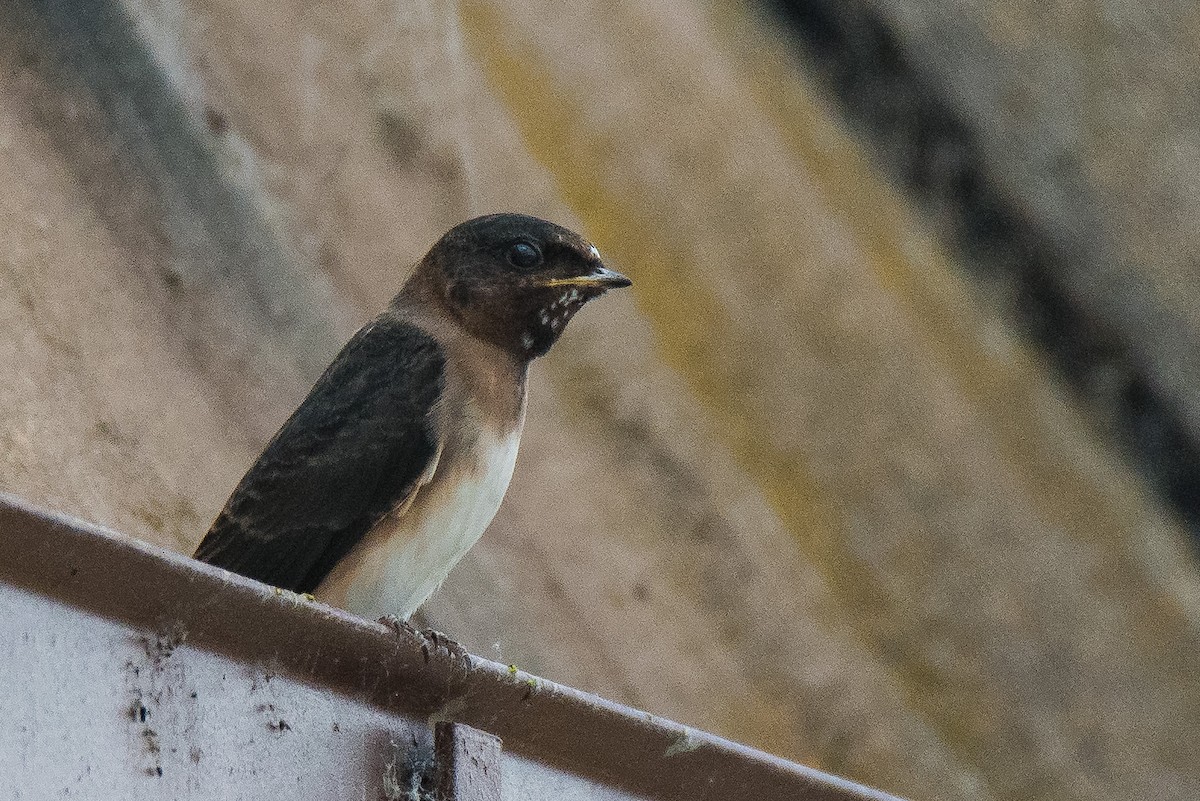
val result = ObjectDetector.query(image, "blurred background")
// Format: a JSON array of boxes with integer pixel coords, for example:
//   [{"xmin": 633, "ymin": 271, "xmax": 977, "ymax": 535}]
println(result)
[{"xmin": 2, "ymin": 0, "xmax": 1199, "ymax": 798}]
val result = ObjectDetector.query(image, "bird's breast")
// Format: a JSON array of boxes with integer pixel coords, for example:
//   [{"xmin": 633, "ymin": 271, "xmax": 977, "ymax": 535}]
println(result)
[{"xmin": 315, "ymin": 422, "xmax": 522, "ymax": 620}]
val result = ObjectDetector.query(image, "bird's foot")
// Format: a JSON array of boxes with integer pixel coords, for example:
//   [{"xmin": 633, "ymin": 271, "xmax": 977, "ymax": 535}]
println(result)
[
  {"xmin": 378, "ymin": 614, "xmax": 420, "ymax": 638},
  {"xmin": 420, "ymin": 628, "xmax": 469, "ymax": 663},
  {"xmin": 377, "ymin": 616, "xmax": 470, "ymax": 666}
]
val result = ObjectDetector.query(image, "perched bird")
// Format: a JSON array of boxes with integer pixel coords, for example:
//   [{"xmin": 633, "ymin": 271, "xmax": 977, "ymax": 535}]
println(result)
[{"xmin": 194, "ymin": 213, "xmax": 630, "ymax": 619}]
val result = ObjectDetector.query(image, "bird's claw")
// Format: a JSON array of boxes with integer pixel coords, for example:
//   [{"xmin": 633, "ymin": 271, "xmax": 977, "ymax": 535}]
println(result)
[
  {"xmin": 378, "ymin": 614, "xmax": 419, "ymax": 638},
  {"xmin": 377, "ymin": 616, "xmax": 470, "ymax": 666},
  {"xmin": 421, "ymin": 628, "xmax": 469, "ymax": 663}
]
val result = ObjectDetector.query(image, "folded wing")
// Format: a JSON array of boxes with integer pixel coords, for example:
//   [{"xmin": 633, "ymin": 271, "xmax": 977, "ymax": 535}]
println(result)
[{"xmin": 194, "ymin": 316, "xmax": 445, "ymax": 593}]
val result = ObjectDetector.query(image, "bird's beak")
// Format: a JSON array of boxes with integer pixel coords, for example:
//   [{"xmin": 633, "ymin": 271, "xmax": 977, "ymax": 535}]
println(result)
[{"xmin": 540, "ymin": 265, "xmax": 632, "ymax": 290}]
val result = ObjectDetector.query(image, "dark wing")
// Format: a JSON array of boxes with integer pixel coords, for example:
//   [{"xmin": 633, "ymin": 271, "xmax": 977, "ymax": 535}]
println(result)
[{"xmin": 194, "ymin": 315, "xmax": 445, "ymax": 593}]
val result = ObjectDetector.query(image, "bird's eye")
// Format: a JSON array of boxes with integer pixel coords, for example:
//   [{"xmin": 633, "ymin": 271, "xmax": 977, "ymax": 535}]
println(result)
[{"xmin": 507, "ymin": 241, "xmax": 542, "ymax": 269}]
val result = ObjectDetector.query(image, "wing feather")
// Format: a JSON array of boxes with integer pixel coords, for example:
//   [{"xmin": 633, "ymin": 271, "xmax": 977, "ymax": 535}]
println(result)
[{"xmin": 194, "ymin": 316, "xmax": 445, "ymax": 593}]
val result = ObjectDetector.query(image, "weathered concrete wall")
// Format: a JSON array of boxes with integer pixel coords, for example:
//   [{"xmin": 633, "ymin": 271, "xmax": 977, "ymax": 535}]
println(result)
[
  {"xmin": 1, "ymin": 1, "xmax": 1197, "ymax": 799},
  {"xmin": 764, "ymin": 0, "xmax": 1200, "ymax": 525}
]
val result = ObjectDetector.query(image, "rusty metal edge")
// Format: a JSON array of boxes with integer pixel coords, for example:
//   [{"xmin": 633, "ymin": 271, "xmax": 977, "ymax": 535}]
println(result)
[{"xmin": 0, "ymin": 493, "xmax": 904, "ymax": 801}]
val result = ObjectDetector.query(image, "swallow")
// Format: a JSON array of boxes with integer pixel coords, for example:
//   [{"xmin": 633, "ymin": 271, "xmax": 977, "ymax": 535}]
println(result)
[{"xmin": 194, "ymin": 213, "xmax": 630, "ymax": 619}]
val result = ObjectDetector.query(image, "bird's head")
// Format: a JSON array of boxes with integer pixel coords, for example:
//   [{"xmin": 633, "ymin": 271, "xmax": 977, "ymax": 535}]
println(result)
[{"xmin": 420, "ymin": 213, "xmax": 632, "ymax": 358}]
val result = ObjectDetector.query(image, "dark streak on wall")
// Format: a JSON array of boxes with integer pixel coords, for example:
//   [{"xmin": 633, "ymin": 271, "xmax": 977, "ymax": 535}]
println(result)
[
  {"xmin": 763, "ymin": 0, "xmax": 1200, "ymax": 538},
  {"xmin": 0, "ymin": 0, "xmax": 344, "ymax": 380}
]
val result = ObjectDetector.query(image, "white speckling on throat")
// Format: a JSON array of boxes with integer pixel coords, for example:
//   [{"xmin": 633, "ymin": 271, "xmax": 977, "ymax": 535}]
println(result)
[{"xmin": 316, "ymin": 424, "xmax": 523, "ymax": 620}]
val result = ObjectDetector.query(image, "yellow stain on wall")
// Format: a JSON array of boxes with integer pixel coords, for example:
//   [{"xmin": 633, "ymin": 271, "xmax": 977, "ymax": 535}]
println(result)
[
  {"xmin": 457, "ymin": 1, "xmax": 851, "ymax": 582},
  {"xmin": 459, "ymin": 8, "xmax": 894, "ymax": 769}
]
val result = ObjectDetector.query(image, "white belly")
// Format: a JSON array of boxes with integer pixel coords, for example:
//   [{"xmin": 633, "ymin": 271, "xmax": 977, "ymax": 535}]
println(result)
[{"xmin": 315, "ymin": 428, "xmax": 521, "ymax": 620}]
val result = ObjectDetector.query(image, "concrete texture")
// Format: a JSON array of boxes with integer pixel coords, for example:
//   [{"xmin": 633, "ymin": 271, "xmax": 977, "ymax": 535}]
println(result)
[
  {"xmin": 0, "ymin": 1, "xmax": 1197, "ymax": 799},
  {"xmin": 765, "ymin": 0, "xmax": 1200, "ymax": 527}
]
